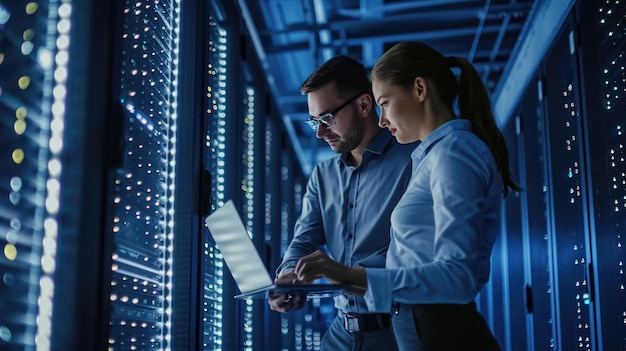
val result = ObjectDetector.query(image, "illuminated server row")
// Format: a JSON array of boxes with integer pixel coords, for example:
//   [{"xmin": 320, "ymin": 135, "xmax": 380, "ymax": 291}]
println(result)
[
  {"xmin": 483, "ymin": 1, "xmax": 626, "ymax": 350},
  {"xmin": 0, "ymin": 0, "xmax": 185, "ymax": 348},
  {"xmin": 0, "ymin": 0, "xmax": 72, "ymax": 349},
  {"xmin": 0, "ymin": 0, "xmax": 322, "ymax": 350}
]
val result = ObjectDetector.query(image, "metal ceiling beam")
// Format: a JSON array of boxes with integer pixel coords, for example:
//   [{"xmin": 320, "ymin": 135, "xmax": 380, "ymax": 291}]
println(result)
[
  {"xmin": 327, "ymin": 22, "xmax": 523, "ymax": 46},
  {"xmin": 489, "ymin": 6, "xmax": 513, "ymax": 62},
  {"xmin": 360, "ymin": 0, "xmax": 385, "ymax": 66},
  {"xmin": 493, "ymin": 0, "xmax": 576, "ymax": 126},
  {"xmin": 257, "ymin": 2, "xmax": 532, "ymax": 36},
  {"xmin": 339, "ymin": 0, "xmax": 478, "ymax": 15},
  {"xmin": 467, "ymin": 0, "xmax": 491, "ymax": 62},
  {"xmin": 263, "ymin": 23, "xmax": 523, "ymax": 54}
]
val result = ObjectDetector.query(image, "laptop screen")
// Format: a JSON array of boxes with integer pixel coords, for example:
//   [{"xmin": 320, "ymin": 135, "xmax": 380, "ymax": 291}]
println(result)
[{"xmin": 204, "ymin": 200, "xmax": 274, "ymax": 293}]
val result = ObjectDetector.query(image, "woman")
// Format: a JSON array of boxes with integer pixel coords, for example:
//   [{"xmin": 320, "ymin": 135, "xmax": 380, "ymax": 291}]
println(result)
[{"xmin": 294, "ymin": 41, "xmax": 521, "ymax": 350}]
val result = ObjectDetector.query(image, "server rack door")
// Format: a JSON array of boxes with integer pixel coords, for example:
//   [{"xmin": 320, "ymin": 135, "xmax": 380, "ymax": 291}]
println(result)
[
  {"xmin": 169, "ymin": 0, "xmax": 204, "ymax": 348},
  {"xmin": 0, "ymin": 1, "xmax": 75, "ymax": 349},
  {"xmin": 104, "ymin": 0, "xmax": 182, "ymax": 349},
  {"xmin": 542, "ymin": 14, "xmax": 596, "ymax": 351},
  {"xmin": 576, "ymin": 0, "xmax": 626, "ymax": 349},
  {"xmin": 500, "ymin": 115, "xmax": 529, "ymax": 351},
  {"xmin": 199, "ymin": 9, "xmax": 231, "ymax": 350},
  {"xmin": 264, "ymin": 119, "xmax": 283, "ymax": 351},
  {"xmin": 198, "ymin": 1, "xmax": 255, "ymax": 350},
  {"xmin": 279, "ymin": 150, "xmax": 298, "ymax": 351},
  {"xmin": 0, "ymin": 0, "xmax": 114, "ymax": 349},
  {"xmin": 517, "ymin": 75, "xmax": 558, "ymax": 350},
  {"xmin": 239, "ymin": 80, "xmax": 269, "ymax": 351}
]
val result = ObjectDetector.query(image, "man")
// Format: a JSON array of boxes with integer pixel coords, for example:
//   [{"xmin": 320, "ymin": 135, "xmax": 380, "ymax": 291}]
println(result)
[{"xmin": 268, "ymin": 55, "xmax": 417, "ymax": 350}]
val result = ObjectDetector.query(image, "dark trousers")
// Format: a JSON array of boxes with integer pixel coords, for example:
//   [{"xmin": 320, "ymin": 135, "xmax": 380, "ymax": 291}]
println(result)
[
  {"xmin": 322, "ymin": 313, "xmax": 398, "ymax": 351},
  {"xmin": 391, "ymin": 302, "xmax": 501, "ymax": 351}
]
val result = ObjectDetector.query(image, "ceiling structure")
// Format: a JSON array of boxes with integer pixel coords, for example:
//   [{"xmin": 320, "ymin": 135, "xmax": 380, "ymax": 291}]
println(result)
[{"xmin": 236, "ymin": 0, "xmax": 543, "ymax": 176}]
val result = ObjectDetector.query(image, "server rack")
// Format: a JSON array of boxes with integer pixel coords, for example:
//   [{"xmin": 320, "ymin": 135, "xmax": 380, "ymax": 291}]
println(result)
[
  {"xmin": 264, "ymin": 118, "xmax": 284, "ymax": 351},
  {"xmin": 493, "ymin": 11, "xmax": 597, "ymax": 351},
  {"xmin": 577, "ymin": 0, "xmax": 626, "ymax": 349},
  {"xmin": 542, "ymin": 14, "xmax": 596, "ymax": 351},
  {"xmin": 492, "ymin": 1, "xmax": 626, "ymax": 350},
  {"xmin": 198, "ymin": 5, "xmax": 231, "ymax": 349},
  {"xmin": 516, "ymin": 73, "xmax": 556, "ymax": 350},
  {"xmin": 0, "ymin": 0, "xmax": 116, "ymax": 349},
  {"xmin": 0, "ymin": 1, "xmax": 78, "ymax": 349},
  {"xmin": 104, "ymin": 0, "xmax": 184, "ymax": 347},
  {"xmin": 500, "ymin": 114, "xmax": 530, "ymax": 351}
]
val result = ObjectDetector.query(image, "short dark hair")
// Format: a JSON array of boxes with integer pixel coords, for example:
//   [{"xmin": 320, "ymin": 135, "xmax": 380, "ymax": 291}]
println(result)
[{"xmin": 300, "ymin": 55, "xmax": 372, "ymax": 99}]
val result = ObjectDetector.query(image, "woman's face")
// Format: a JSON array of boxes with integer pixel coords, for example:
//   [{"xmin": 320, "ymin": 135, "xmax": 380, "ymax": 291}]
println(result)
[{"xmin": 372, "ymin": 78, "xmax": 422, "ymax": 144}]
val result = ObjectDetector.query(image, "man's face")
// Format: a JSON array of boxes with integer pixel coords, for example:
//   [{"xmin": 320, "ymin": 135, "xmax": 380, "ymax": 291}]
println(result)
[{"xmin": 306, "ymin": 83, "xmax": 365, "ymax": 154}]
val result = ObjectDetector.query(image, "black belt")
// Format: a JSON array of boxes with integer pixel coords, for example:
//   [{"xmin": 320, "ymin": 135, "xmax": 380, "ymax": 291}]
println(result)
[
  {"xmin": 392, "ymin": 301, "xmax": 477, "ymax": 315},
  {"xmin": 343, "ymin": 312, "xmax": 391, "ymax": 333}
]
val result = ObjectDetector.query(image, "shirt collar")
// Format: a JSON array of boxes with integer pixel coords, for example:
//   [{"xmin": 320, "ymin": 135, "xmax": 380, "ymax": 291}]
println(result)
[
  {"xmin": 337, "ymin": 129, "xmax": 394, "ymax": 165},
  {"xmin": 411, "ymin": 119, "xmax": 472, "ymax": 160},
  {"xmin": 365, "ymin": 129, "xmax": 394, "ymax": 155}
]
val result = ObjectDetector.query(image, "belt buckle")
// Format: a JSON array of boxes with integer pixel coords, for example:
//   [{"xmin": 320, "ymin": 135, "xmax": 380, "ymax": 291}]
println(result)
[
  {"xmin": 392, "ymin": 303, "xmax": 400, "ymax": 315},
  {"xmin": 343, "ymin": 313, "xmax": 360, "ymax": 333}
]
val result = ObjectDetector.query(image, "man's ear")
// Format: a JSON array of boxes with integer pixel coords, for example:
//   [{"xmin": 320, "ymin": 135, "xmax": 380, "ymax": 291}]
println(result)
[
  {"xmin": 414, "ymin": 77, "xmax": 428, "ymax": 102},
  {"xmin": 357, "ymin": 93, "xmax": 372, "ymax": 115}
]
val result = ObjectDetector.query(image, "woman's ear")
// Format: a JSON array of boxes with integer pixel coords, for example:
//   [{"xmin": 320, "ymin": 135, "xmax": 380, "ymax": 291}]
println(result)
[{"xmin": 414, "ymin": 77, "xmax": 428, "ymax": 102}]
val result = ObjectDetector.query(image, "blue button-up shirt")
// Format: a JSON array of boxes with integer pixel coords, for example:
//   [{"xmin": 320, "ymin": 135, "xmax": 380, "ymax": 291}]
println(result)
[
  {"xmin": 364, "ymin": 119, "xmax": 503, "ymax": 313},
  {"xmin": 277, "ymin": 130, "xmax": 417, "ymax": 313}
]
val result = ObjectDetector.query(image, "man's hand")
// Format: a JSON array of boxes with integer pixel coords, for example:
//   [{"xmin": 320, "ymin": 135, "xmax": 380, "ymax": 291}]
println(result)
[
  {"xmin": 294, "ymin": 250, "xmax": 349, "ymax": 284},
  {"xmin": 294, "ymin": 250, "xmax": 368, "ymax": 294},
  {"xmin": 267, "ymin": 271, "xmax": 306, "ymax": 312}
]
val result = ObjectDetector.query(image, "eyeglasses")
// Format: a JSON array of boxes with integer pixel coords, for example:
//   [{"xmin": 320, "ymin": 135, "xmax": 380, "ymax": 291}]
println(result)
[{"xmin": 305, "ymin": 94, "xmax": 363, "ymax": 131}]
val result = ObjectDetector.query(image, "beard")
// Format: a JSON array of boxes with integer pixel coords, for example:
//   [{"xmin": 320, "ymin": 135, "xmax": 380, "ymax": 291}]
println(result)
[{"xmin": 333, "ymin": 109, "xmax": 365, "ymax": 154}]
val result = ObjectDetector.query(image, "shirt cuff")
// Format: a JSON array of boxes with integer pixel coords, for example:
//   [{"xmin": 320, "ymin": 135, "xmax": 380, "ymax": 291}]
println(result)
[
  {"xmin": 276, "ymin": 261, "xmax": 297, "ymax": 277},
  {"xmin": 364, "ymin": 268, "xmax": 392, "ymax": 313}
]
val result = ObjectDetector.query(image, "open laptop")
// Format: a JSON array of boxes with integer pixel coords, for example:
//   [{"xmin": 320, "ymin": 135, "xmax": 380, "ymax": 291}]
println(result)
[{"xmin": 205, "ymin": 200, "xmax": 349, "ymax": 299}]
